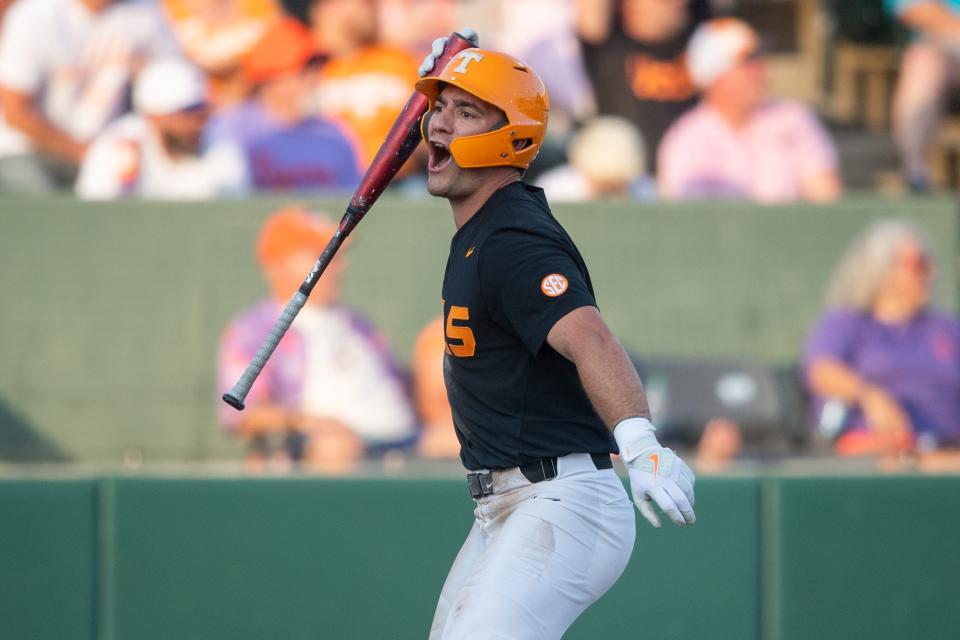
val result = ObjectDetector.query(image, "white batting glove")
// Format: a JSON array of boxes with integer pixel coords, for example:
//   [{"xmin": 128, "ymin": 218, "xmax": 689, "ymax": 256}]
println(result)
[
  {"xmin": 418, "ymin": 29, "xmax": 480, "ymax": 76},
  {"xmin": 615, "ymin": 417, "xmax": 696, "ymax": 528}
]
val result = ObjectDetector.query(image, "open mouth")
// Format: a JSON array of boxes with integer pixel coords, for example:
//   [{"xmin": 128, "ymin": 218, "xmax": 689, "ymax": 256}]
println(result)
[{"xmin": 428, "ymin": 142, "xmax": 453, "ymax": 173}]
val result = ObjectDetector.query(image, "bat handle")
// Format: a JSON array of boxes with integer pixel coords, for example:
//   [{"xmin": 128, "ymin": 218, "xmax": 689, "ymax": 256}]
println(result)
[{"xmin": 222, "ymin": 290, "xmax": 308, "ymax": 410}]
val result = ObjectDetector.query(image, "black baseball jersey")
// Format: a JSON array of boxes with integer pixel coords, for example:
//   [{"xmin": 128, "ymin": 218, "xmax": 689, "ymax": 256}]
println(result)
[{"xmin": 441, "ymin": 181, "xmax": 615, "ymax": 470}]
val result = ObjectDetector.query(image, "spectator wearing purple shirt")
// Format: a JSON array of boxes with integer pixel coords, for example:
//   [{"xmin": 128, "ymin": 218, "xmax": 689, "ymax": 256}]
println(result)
[
  {"xmin": 218, "ymin": 207, "xmax": 416, "ymax": 472},
  {"xmin": 803, "ymin": 220, "xmax": 960, "ymax": 463},
  {"xmin": 206, "ymin": 17, "xmax": 363, "ymax": 193}
]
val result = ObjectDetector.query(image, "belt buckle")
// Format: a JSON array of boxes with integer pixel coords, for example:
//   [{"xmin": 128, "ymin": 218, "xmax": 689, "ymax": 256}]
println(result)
[{"xmin": 466, "ymin": 471, "xmax": 494, "ymax": 498}]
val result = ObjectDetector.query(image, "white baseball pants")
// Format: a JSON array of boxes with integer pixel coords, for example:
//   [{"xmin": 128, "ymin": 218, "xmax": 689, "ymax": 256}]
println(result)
[{"xmin": 429, "ymin": 453, "xmax": 636, "ymax": 639}]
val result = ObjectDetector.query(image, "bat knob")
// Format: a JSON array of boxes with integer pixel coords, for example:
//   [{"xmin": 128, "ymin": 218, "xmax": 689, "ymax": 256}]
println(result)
[{"xmin": 222, "ymin": 393, "xmax": 245, "ymax": 411}]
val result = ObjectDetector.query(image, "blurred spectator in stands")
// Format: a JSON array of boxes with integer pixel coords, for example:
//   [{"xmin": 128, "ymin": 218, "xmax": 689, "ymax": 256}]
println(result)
[
  {"xmin": 161, "ymin": 0, "xmax": 281, "ymax": 108},
  {"xmin": 76, "ymin": 58, "xmax": 249, "ymax": 199},
  {"xmin": 494, "ymin": 0, "xmax": 596, "ymax": 137},
  {"xmin": 0, "ymin": 0, "xmax": 179, "ymax": 193},
  {"xmin": 536, "ymin": 116, "xmax": 655, "ymax": 201},
  {"xmin": 0, "ymin": 0, "xmax": 16, "ymax": 23},
  {"xmin": 658, "ymin": 18, "xmax": 842, "ymax": 203},
  {"xmin": 694, "ymin": 417, "xmax": 742, "ymax": 473},
  {"xmin": 206, "ymin": 17, "xmax": 362, "ymax": 193},
  {"xmin": 376, "ymin": 0, "xmax": 456, "ymax": 56},
  {"xmin": 218, "ymin": 207, "xmax": 417, "ymax": 473},
  {"xmin": 412, "ymin": 315, "xmax": 460, "ymax": 459},
  {"xmin": 803, "ymin": 220, "xmax": 960, "ymax": 464},
  {"xmin": 888, "ymin": 0, "xmax": 960, "ymax": 192},
  {"xmin": 306, "ymin": 0, "xmax": 421, "ymax": 170},
  {"xmin": 576, "ymin": 0, "xmax": 710, "ymax": 175}
]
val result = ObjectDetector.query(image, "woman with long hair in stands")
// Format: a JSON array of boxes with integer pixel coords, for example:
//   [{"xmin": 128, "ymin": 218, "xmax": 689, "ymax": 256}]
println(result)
[{"xmin": 803, "ymin": 220, "xmax": 960, "ymax": 467}]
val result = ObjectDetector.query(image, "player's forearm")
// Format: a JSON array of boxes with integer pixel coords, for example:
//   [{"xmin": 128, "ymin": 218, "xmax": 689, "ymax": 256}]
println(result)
[
  {"xmin": 575, "ymin": 335, "xmax": 651, "ymax": 428},
  {"xmin": 546, "ymin": 306, "xmax": 650, "ymax": 427}
]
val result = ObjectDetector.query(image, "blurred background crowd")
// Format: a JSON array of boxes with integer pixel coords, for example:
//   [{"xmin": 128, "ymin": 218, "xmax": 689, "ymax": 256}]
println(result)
[
  {"xmin": 5, "ymin": 0, "xmax": 960, "ymax": 200},
  {"xmin": 2, "ymin": 0, "xmax": 960, "ymax": 476}
]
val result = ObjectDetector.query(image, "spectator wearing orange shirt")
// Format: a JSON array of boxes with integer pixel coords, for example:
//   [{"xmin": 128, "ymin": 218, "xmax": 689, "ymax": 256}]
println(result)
[
  {"xmin": 162, "ymin": 0, "xmax": 281, "ymax": 107},
  {"xmin": 412, "ymin": 315, "xmax": 461, "ymax": 459},
  {"xmin": 306, "ymin": 0, "xmax": 421, "ymax": 170}
]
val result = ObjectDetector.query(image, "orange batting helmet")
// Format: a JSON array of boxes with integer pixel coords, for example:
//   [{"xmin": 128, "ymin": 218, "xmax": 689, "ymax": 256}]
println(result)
[{"xmin": 415, "ymin": 48, "xmax": 549, "ymax": 170}]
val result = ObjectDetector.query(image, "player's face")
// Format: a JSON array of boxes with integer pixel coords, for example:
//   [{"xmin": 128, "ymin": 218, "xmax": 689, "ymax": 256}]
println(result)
[{"xmin": 425, "ymin": 84, "xmax": 507, "ymax": 199}]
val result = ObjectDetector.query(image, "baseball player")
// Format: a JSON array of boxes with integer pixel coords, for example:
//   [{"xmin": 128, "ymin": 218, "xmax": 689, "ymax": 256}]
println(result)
[{"xmin": 416, "ymin": 34, "xmax": 697, "ymax": 639}]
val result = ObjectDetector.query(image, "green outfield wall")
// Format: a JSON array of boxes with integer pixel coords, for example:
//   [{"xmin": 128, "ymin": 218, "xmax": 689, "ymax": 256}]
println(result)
[
  {"xmin": 0, "ymin": 196, "xmax": 956, "ymax": 463},
  {"xmin": 762, "ymin": 476, "xmax": 960, "ymax": 640},
  {"xmin": 1, "ymin": 474, "xmax": 958, "ymax": 640}
]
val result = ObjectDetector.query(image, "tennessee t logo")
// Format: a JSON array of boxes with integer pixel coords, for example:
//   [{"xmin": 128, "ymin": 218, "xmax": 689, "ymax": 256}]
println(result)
[
  {"xmin": 648, "ymin": 453, "xmax": 660, "ymax": 482},
  {"xmin": 453, "ymin": 51, "xmax": 484, "ymax": 74}
]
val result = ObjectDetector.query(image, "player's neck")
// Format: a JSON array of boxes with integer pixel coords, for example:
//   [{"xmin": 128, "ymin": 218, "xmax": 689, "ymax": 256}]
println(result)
[{"xmin": 450, "ymin": 172, "xmax": 521, "ymax": 229}]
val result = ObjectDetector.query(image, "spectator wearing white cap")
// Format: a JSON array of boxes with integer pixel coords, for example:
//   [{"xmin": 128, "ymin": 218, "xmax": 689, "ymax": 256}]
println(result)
[
  {"xmin": 76, "ymin": 58, "xmax": 249, "ymax": 199},
  {"xmin": 657, "ymin": 17, "xmax": 842, "ymax": 203},
  {"xmin": 0, "ymin": 0, "xmax": 180, "ymax": 193}
]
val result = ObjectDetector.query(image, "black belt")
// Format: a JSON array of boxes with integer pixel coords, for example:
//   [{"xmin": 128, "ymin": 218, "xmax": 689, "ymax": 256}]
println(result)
[{"xmin": 466, "ymin": 453, "xmax": 613, "ymax": 499}]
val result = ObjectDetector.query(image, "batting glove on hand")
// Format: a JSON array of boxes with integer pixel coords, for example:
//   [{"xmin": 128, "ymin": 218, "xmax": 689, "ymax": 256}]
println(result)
[
  {"xmin": 418, "ymin": 29, "xmax": 480, "ymax": 76},
  {"xmin": 614, "ymin": 417, "xmax": 696, "ymax": 528}
]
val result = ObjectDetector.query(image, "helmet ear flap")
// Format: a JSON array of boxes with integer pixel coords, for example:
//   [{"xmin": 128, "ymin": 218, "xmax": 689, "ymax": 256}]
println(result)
[{"xmin": 420, "ymin": 110, "xmax": 434, "ymax": 144}]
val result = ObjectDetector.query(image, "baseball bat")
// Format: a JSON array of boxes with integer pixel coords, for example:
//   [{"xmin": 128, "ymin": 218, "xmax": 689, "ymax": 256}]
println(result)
[{"xmin": 222, "ymin": 32, "xmax": 474, "ymax": 411}]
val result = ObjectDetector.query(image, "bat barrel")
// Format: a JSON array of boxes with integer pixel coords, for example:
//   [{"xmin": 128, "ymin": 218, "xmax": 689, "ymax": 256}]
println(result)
[{"xmin": 219, "ymin": 32, "xmax": 473, "ymax": 412}]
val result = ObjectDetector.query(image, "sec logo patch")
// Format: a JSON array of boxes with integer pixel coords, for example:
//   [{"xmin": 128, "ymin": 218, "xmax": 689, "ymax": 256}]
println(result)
[{"xmin": 541, "ymin": 273, "xmax": 569, "ymax": 297}]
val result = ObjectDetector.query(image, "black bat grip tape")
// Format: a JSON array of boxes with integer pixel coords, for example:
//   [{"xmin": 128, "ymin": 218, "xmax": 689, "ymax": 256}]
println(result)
[{"xmin": 222, "ymin": 289, "xmax": 309, "ymax": 411}]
